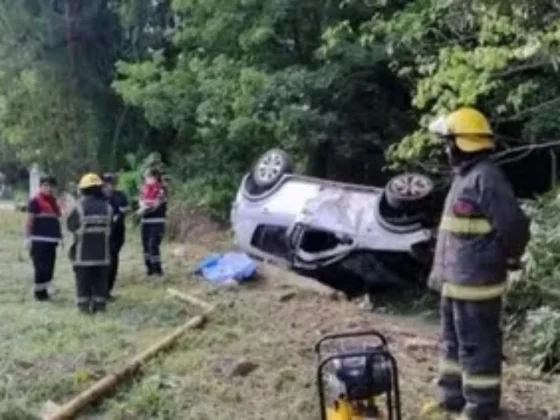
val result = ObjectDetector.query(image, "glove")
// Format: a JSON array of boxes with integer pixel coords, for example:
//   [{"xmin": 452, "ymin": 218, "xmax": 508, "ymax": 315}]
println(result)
[{"xmin": 23, "ymin": 238, "xmax": 31, "ymax": 250}]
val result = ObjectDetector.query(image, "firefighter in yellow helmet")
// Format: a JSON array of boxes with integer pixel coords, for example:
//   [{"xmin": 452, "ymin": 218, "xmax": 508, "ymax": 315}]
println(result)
[
  {"xmin": 66, "ymin": 173, "xmax": 113, "ymax": 314},
  {"xmin": 421, "ymin": 108, "xmax": 530, "ymax": 420}
]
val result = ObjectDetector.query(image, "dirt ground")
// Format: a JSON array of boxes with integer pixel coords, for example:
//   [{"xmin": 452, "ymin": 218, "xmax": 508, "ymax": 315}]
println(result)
[{"xmin": 0, "ymin": 210, "xmax": 558, "ymax": 419}]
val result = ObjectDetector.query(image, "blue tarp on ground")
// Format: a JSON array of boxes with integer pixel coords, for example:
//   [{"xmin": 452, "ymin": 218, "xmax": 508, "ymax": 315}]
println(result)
[{"xmin": 195, "ymin": 252, "xmax": 257, "ymax": 286}]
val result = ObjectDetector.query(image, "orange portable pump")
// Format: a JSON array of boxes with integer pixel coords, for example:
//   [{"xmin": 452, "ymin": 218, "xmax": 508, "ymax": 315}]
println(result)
[{"xmin": 316, "ymin": 330, "xmax": 402, "ymax": 420}]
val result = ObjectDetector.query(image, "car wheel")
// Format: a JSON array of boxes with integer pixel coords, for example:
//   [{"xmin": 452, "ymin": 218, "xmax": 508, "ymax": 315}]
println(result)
[
  {"xmin": 384, "ymin": 172, "xmax": 434, "ymax": 213},
  {"xmin": 252, "ymin": 149, "xmax": 293, "ymax": 188}
]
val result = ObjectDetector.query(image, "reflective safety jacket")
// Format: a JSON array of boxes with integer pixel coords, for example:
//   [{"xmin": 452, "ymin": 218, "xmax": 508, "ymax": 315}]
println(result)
[
  {"xmin": 428, "ymin": 157, "xmax": 530, "ymax": 300},
  {"xmin": 67, "ymin": 196, "xmax": 113, "ymax": 267}
]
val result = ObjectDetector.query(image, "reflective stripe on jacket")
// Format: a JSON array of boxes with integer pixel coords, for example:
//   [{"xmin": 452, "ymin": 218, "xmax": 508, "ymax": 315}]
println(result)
[
  {"xmin": 28, "ymin": 196, "xmax": 62, "ymax": 242},
  {"xmin": 67, "ymin": 196, "xmax": 113, "ymax": 267},
  {"xmin": 428, "ymin": 157, "xmax": 530, "ymax": 300}
]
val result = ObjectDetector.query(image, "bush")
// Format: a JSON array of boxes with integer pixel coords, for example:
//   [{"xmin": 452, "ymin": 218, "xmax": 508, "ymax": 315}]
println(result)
[
  {"xmin": 509, "ymin": 191, "xmax": 560, "ymax": 311},
  {"xmin": 505, "ymin": 190, "xmax": 560, "ymax": 371},
  {"xmin": 522, "ymin": 307, "xmax": 560, "ymax": 372},
  {"xmin": 162, "ymin": 174, "xmax": 236, "ymax": 241},
  {"xmin": 119, "ymin": 152, "xmax": 169, "ymax": 205},
  {"xmin": 172, "ymin": 175, "xmax": 238, "ymax": 220}
]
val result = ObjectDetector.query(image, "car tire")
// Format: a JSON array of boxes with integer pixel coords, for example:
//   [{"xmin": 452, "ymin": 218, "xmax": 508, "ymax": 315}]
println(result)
[
  {"xmin": 252, "ymin": 149, "xmax": 293, "ymax": 189},
  {"xmin": 384, "ymin": 172, "xmax": 435, "ymax": 214}
]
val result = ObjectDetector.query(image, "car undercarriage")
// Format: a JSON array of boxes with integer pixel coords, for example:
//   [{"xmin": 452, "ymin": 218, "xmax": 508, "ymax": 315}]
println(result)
[{"xmin": 231, "ymin": 149, "xmax": 446, "ymax": 299}]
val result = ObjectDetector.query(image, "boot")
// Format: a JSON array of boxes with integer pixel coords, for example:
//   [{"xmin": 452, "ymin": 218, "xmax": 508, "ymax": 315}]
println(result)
[
  {"xmin": 34, "ymin": 290, "xmax": 50, "ymax": 301},
  {"xmin": 145, "ymin": 261, "xmax": 153, "ymax": 276},
  {"xmin": 152, "ymin": 262, "xmax": 164, "ymax": 277},
  {"xmin": 92, "ymin": 303, "xmax": 106, "ymax": 313}
]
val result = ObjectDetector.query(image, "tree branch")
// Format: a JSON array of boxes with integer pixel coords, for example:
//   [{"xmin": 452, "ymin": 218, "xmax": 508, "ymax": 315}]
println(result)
[
  {"xmin": 494, "ymin": 95, "xmax": 560, "ymax": 123},
  {"xmin": 494, "ymin": 59, "xmax": 550, "ymax": 78}
]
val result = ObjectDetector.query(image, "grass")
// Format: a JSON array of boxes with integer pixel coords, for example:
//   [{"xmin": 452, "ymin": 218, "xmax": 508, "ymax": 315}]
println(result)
[
  {"xmin": 0, "ymin": 212, "xmax": 199, "ymax": 419},
  {"xmin": 0, "ymin": 211, "xmax": 559, "ymax": 419}
]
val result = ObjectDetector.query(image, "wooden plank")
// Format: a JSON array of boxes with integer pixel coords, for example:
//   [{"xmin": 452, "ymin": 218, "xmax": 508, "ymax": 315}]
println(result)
[
  {"xmin": 44, "ymin": 314, "xmax": 207, "ymax": 420},
  {"xmin": 167, "ymin": 288, "xmax": 215, "ymax": 312}
]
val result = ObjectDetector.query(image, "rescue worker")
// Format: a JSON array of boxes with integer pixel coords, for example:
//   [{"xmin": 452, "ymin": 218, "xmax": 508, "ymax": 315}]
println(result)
[
  {"xmin": 67, "ymin": 173, "xmax": 113, "ymax": 313},
  {"xmin": 24, "ymin": 175, "xmax": 62, "ymax": 301},
  {"xmin": 102, "ymin": 173, "xmax": 129, "ymax": 300},
  {"xmin": 420, "ymin": 107, "xmax": 530, "ymax": 420},
  {"xmin": 138, "ymin": 167, "xmax": 167, "ymax": 276}
]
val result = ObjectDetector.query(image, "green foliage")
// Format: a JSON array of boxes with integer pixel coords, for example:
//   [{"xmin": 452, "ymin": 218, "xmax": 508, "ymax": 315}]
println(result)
[
  {"xmin": 118, "ymin": 152, "xmax": 168, "ymax": 202},
  {"xmin": 509, "ymin": 192, "xmax": 560, "ymax": 310},
  {"xmin": 110, "ymin": 0, "xmax": 418, "ymax": 218},
  {"xmin": 505, "ymin": 191, "xmax": 560, "ymax": 370},
  {"xmin": 523, "ymin": 307, "xmax": 560, "ymax": 372},
  {"xmin": 118, "ymin": 153, "xmax": 143, "ymax": 200},
  {"xmin": 109, "ymin": 376, "xmax": 178, "ymax": 419},
  {"xmin": 172, "ymin": 175, "xmax": 238, "ymax": 220},
  {"xmin": 3, "ymin": 0, "xmax": 560, "ymax": 208},
  {"xmin": 0, "ymin": 0, "xmax": 158, "ymax": 185},
  {"xmin": 351, "ymin": 0, "xmax": 560, "ymax": 169}
]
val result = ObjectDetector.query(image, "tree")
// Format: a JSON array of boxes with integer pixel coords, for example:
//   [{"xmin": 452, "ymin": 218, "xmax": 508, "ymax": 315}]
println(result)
[
  {"xmin": 0, "ymin": 0, "xmax": 156, "ymax": 183},
  {"xmin": 351, "ymin": 0, "xmax": 560, "ymax": 177}
]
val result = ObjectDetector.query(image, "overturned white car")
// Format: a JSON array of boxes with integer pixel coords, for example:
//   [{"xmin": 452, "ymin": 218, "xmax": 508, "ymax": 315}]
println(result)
[{"xmin": 230, "ymin": 149, "xmax": 445, "ymax": 298}]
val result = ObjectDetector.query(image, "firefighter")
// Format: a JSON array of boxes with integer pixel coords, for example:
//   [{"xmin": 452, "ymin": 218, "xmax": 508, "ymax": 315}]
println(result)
[
  {"xmin": 102, "ymin": 173, "xmax": 129, "ymax": 300},
  {"xmin": 138, "ymin": 167, "xmax": 167, "ymax": 276},
  {"xmin": 24, "ymin": 175, "xmax": 62, "ymax": 301},
  {"xmin": 420, "ymin": 107, "xmax": 530, "ymax": 420},
  {"xmin": 67, "ymin": 173, "xmax": 113, "ymax": 314}
]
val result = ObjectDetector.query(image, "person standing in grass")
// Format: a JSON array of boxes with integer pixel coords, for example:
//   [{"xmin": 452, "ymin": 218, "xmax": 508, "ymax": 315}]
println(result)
[
  {"xmin": 137, "ymin": 167, "xmax": 167, "ymax": 277},
  {"xmin": 67, "ymin": 173, "xmax": 113, "ymax": 314},
  {"xmin": 102, "ymin": 173, "xmax": 129, "ymax": 301},
  {"xmin": 24, "ymin": 175, "xmax": 62, "ymax": 301}
]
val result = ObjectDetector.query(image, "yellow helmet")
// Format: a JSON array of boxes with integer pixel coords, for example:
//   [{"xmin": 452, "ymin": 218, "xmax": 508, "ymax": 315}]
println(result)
[
  {"xmin": 428, "ymin": 107, "xmax": 495, "ymax": 152},
  {"xmin": 78, "ymin": 173, "xmax": 103, "ymax": 189}
]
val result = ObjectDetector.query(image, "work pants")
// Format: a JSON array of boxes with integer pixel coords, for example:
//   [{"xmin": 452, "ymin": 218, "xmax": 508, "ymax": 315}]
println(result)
[
  {"xmin": 141, "ymin": 222, "xmax": 164, "ymax": 275},
  {"xmin": 74, "ymin": 266, "xmax": 108, "ymax": 313},
  {"xmin": 438, "ymin": 296, "xmax": 502, "ymax": 419},
  {"xmin": 107, "ymin": 230, "xmax": 125, "ymax": 296},
  {"xmin": 30, "ymin": 242, "xmax": 57, "ymax": 300}
]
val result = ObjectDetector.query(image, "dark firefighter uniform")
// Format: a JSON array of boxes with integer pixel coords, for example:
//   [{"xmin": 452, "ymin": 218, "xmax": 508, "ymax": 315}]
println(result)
[
  {"xmin": 26, "ymin": 176, "xmax": 62, "ymax": 301},
  {"xmin": 102, "ymin": 173, "xmax": 129, "ymax": 298},
  {"xmin": 421, "ymin": 108, "xmax": 530, "ymax": 420},
  {"xmin": 67, "ymin": 173, "xmax": 113, "ymax": 313}
]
